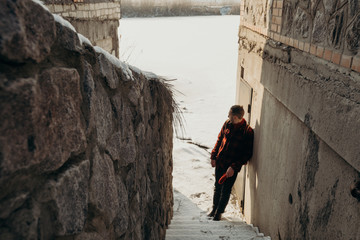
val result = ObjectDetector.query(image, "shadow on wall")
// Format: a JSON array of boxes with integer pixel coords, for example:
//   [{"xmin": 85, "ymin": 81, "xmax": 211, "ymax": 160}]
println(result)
[{"xmin": 245, "ymin": 36, "xmax": 360, "ymax": 240}]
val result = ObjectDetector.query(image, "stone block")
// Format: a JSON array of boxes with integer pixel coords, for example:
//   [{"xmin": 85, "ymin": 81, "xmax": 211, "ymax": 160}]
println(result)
[
  {"xmin": 8, "ymin": 207, "xmax": 39, "ymax": 239},
  {"xmin": 77, "ymin": 4, "xmax": 85, "ymax": 11},
  {"xmin": 331, "ymin": 51, "xmax": 341, "ymax": 64},
  {"xmin": 304, "ymin": 42, "xmax": 310, "ymax": 52},
  {"xmin": 274, "ymin": 33, "xmax": 280, "ymax": 41},
  {"xmin": 351, "ymin": 56, "xmax": 360, "ymax": 72},
  {"xmin": 280, "ymin": 35, "xmax": 286, "ymax": 43},
  {"xmin": 47, "ymin": 5, "xmax": 54, "ymax": 12},
  {"xmin": 316, "ymin": 46, "xmax": 324, "ymax": 58},
  {"xmin": 63, "ymin": 4, "xmax": 71, "ymax": 11},
  {"xmin": 310, "ymin": 44, "xmax": 317, "ymax": 55},
  {"xmin": 90, "ymin": 10, "xmax": 96, "ymax": 18},
  {"xmin": 271, "ymin": 23, "xmax": 277, "ymax": 32},
  {"xmin": 0, "ymin": 77, "xmax": 40, "ymax": 178},
  {"xmin": 293, "ymin": 39, "xmax": 299, "ymax": 48},
  {"xmin": 79, "ymin": 11, "xmax": 86, "ymax": 19},
  {"xmin": 54, "ymin": 4, "xmax": 63, "ymax": 13},
  {"xmin": 340, "ymin": 54, "xmax": 352, "ymax": 68},
  {"xmin": 323, "ymin": 48, "xmax": 333, "ymax": 61},
  {"xmin": 288, "ymin": 38, "xmax": 294, "ymax": 47},
  {"xmin": 92, "ymin": 84, "xmax": 115, "ymax": 147},
  {"xmin": 298, "ymin": 40, "xmax": 304, "ymax": 51},
  {"xmin": 89, "ymin": 148, "xmax": 119, "ymax": 226},
  {"xmin": 107, "ymin": 126, "xmax": 137, "ymax": 167},
  {"xmin": 273, "ymin": 8, "xmax": 278, "ymax": 16},
  {"xmin": 35, "ymin": 68, "xmax": 86, "ymax": 172},
  {"xmin": 0, "ymin": 68, "xmax": 85, "ymax": 177},
  {"xmin": 69, "ymin": 11, "xmax": 76, "ymax": 18},
  {"xmin": 0, "ymin": 0, "xmax": 56, "ymax": 63},
  {"xmin": 37, "ymin": 160, "xmax": 90, "ymax": 236},
  {"xmin": 113, "ymin": 176, "xmax": 130, "ymax": 237}
]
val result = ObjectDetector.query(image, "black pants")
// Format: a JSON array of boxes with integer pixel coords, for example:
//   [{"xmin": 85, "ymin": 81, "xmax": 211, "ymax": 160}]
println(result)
[{"xmin": 212, "ymin": 167, "xmax": 238, "ymax": 214}]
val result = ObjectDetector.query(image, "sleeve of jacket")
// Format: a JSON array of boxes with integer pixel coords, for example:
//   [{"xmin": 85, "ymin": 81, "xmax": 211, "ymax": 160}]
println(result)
[
  {"xmin": 210, "ymin": 121, "xmax": 227, "ymax": 160},
  {"xmin": 231, "ymin": 127, "xmax": 254, "ymax": 172}
]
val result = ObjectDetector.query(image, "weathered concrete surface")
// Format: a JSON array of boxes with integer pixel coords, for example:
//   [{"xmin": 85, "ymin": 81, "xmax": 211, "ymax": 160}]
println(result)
[
  {"xmin": 282, "ymin": 0, "xmax": 360, "ymax": 56},
  {"xmin": 235, "ymin": 16, "xmax": 360, "ymax": 240},
  {"xmin": 45, "ymin": 0, "xmax": 121, "ymax": 57},
  {"xmin": 0, "ymin": 0, "xmax": 173, "ymax": 239}
]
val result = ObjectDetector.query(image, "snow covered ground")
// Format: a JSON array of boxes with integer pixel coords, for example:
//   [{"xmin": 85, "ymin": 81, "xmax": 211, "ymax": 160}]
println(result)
[{"xmin": 119, "ymin": 15, "xmax": 243, "ymax": 219}]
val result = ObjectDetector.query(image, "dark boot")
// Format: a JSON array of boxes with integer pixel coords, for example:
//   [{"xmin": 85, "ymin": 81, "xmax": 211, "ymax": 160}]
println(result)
[
  {"xmin": 207, "ymin": 209, "xmax": 216, "ymax": 218},
  {"xmin": 213, "ymin": 212, "xmax": 222, "ymax": 221}
]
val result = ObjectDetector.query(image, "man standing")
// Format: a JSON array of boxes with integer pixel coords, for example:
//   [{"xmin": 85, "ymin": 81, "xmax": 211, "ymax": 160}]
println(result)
[{"xmin": 208, "ymin": 105, "xmax": 254, "ymax": 221}]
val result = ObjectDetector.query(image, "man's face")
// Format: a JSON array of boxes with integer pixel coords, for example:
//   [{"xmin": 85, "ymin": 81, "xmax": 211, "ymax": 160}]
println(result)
[{"xmin": 228, "ymin": 111, "xmax": 235, "ymax": 123}]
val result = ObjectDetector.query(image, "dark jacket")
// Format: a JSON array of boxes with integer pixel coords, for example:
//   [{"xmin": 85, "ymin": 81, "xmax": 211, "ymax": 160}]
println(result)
[{"xmin": 211, "ymin": 119, "xmax": 254, "ymax": 172}]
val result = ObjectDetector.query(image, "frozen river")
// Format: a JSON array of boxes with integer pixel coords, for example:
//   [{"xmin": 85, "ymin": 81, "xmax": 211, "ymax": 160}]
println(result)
[{"xmin": 119, "ymin": 15, "xmax": 240, "ymax": 148}]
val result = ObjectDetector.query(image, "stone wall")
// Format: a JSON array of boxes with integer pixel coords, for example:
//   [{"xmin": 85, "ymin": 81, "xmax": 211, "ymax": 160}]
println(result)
[
  {"xmin": 0, "ymin": 0, "xmax": 173, "ymax": 239},
  {"xmin": 45, "ymin": 0, "xmax": 121, "ymax": 57},
  {"xmin": 235, "ymin": 0, "xmax": 360, "ymax": 239}
]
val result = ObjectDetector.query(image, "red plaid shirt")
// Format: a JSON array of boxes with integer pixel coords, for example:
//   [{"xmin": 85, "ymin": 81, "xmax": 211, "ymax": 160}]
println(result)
[{"xmin": 211, "ymin": 119, "xmax": 254, "ymax": 172}]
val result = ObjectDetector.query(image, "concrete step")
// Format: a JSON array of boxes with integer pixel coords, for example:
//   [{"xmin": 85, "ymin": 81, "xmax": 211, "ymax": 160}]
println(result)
[
  {"xmin": 166, "ymin": 236, "xmax": 269, "ymax": 240},
  {"xmin": 166, "ymin": 190, "xmax": 271, "ymax": 240},
  {"xmin": 166, "ymin": 227, "xmax": 261, "ymax": 235}
]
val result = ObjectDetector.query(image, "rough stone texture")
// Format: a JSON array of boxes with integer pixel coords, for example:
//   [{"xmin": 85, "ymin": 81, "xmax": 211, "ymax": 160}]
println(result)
[
  {"xmin": 0, "ymin": 0, "xmax": 173, "ymax": 239},
  {"xmin": 0, "ymin": 0, "xmax": 56, "ymax": 63},
  {"xmin": 37, "ymin": 160, "xmax": 91, "ymax": 236},
  {"xmin": 280, "ymin": 0, "xmax": 360, "ymax": 56},
  {"xmin": 235, "ymin": 24, "xmax": 360, "ymax": 240},
  {"xmin": 241, "ymin": 0, "xmax": 270, "ymax": 29}
]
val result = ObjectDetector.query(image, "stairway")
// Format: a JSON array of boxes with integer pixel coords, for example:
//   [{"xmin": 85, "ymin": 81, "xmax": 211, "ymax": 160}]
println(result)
[{"xmin": 166, "ymin": 190, "xmax": 271, "ymax": 240}]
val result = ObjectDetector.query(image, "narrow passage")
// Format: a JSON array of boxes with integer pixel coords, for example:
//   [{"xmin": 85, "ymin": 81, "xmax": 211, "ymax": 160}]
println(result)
[{"xmin": 167, "ymin": 139, "xmax": 270, "ymax": 240}]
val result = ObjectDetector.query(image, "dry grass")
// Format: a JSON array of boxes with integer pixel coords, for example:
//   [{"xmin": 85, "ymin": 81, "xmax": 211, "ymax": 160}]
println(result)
[{"xmin": 148, "ymin": 76, "xmax": 186, "ymax": 138}]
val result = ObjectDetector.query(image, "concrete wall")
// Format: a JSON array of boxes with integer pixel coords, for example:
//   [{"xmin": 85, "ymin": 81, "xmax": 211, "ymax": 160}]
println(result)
[
  {"xmin": 234, "ymin": 0, "xmax": 360, "ymax": 239},
  {"xmin": 45, "ymin": 0, "xmax": 121, "ymax": 57},
  {"xmin": 0, "ymin": 0, "xmax": 173, "ymax": 239}
]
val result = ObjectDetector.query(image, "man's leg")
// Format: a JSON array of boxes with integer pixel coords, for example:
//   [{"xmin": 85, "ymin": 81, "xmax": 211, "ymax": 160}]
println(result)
[
  {"xmin": 208, "ymin": 167, "xmax": 225, "ymax": 217},
  {"xmin": 213, "ymin": 171, "xmax": 238, "ymax": 220}
]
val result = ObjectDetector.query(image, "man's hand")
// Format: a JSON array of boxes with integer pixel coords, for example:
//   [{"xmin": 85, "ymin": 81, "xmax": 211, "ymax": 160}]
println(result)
[
  {"xmin": 211, "ymin": 159, "xmax": 216, "ymax": 167},
  {"xmin": 226, "ymin": 167, "xmax": 234, "ymax": 177}
]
